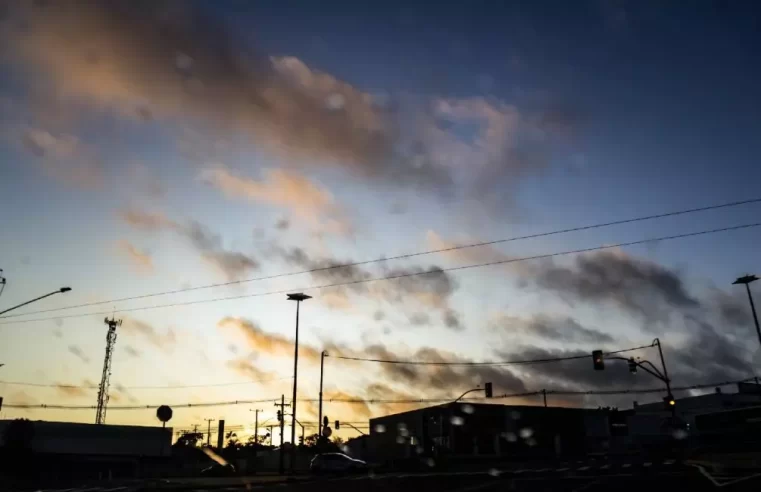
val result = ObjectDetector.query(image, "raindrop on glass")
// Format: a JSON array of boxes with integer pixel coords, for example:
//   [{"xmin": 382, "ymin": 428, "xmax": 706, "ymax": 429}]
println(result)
[
  {"xmin": 461, "ymin": 404, "xmax": 474, "ymax": 414},
  {"xmin": 325, "ymin": 93, "xmax": 345, "ymax": 110},
  {"xmin": 526, "ymin": 437, "xmax": 538, "ymax": 447},
  {"xmin": 341, "ymin": 445, "xmax": 350, "ymax": 454},
  {"xmin": 176, "ymin": 52, "xmax": 194, "ymax": 71},
  {"xmin": 374, "ymin": 424, "xmax": 386, "ymax": 434},
  {"xmin": 396, "ymin": 435, "xmax": 405, "ymax": 444},
  {"xmin": 450, "ymin": 415, "xmax": 465, "ymax": 426},
  {"xmin": 415, "ymin": 445, "xmax": 424, "ymax": 455},
  {"xmin": 426, "ymin": 458, "xmax": 435, "ymax": 467},
  {"xmin": 399, "ymin": 427, "xmax": 409, "ymax": 437},
  {"xmin": 672, "ymin": 428, "xmax": 688, "ymax": 440},
  {"xmin": 504, "ymin": 432, "xmax": 517, "ymax": 443},
  {"xmin": 488, "ymin": 468, "xmax": 501, "ymax": 477},
  {"xmin": 519, "ymin": 427, "xmax": 533, "ymax": 439},
  {"xmin": 510, "ymin": 411, "xmax": 521, "ymax": 420}
]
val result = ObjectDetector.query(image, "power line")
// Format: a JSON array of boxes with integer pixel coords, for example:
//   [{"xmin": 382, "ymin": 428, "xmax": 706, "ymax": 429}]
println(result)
[
  {"xmin": 0, "ymin": 375, "xmax": 292, "ymax": 390},
  {"xmin": 3, "ymin": 378, "xmax": 754, "ymax": 410},
  {"xmin": 1, "ymin": 221, "xmax": 759, "ymax": 326},
  {"xmin": 327, "ymin": 343, "xmax": 653, "ymax": 366},
  {"xmin": 4, "ymin": 197, "xmax": 760, "ymax": 320}
]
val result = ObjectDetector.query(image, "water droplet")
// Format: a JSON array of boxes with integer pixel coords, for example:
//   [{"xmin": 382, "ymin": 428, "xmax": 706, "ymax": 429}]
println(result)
[
  {"xmin": 672, "ymin": 428, "xmax": 688, "ymax": 440},
  {"xmin": 399, "ymin": 427, "xmax": 409, "ymax": 437},
  {"xmin": 461, "ymin": 404, "xmax": 475, "ymax": 414},
  {"xmin": 341, "ymin": 445, "xmax": 350, "ymax": 454},
  {"xmin": 488, "ymin": 468, "xmax": 501, "ymax": 477},
  {"xmin": 450, "ymin": 415, "xmax": 465, "ymax": 426},
  {"xmin": 526, "ymin": 437, "xmax": 538, "ymax": 447},
  {"xmin": 519, "ymin": 427, "xmax": 533, "ymax": 439},
  {"xmin": 425, "ymin": 458, "xmax": 435, "ymax": 467},
  {"xmin": 510, "ymin": 411, "xmax": 521, "ymax": 420},
  {"xmin": 415, "ymin": 445, "xmax": 424, "ymax": 454},
  {"xmin": 325, "ymin": 93, "xmax": 345, "ymax": 110},
  {"xmin": 396, "ymin": 435, "xmax": 405, "ymax": 444},
  {"xmin": 176, "ymin": 52, "xmax": 194, "ymax": 71},
  {"xmin": 373, "ymin": 424, "xmax": 386, "ymax": 434},
  {"xmin": 504, "ymin": 432, "xmax": 517, "ymax": 443}
]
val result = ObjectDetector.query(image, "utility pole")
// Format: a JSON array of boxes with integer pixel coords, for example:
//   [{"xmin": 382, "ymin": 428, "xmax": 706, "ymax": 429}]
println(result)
[
  {"xmin": 250, "ymin": 408, "xmax": 262, "ymax": 444},
  {"xmin": 318, "ymin": 350, "xmax": 326, "ymax": 438},
  {"xmin": 286, "ymin": 293, "xmax": 311, "ymax": 473},
  {"xmin": 274, "ymin": 394, "xmax": 290, "ymax": 475},
  {"xmin": 542, "ymin": 389, "xmax": 547, "ymax": 408},
  {"xmin": 95, "ymin": 317, "xmax": 121, "ymax": 424},
  {"xmin": 205, "ymin": 418, "xmax": 215, "ymax": 446},
  {"xmin": 734, "ymin": 275, "xmax": 761, "ymax": 347}
]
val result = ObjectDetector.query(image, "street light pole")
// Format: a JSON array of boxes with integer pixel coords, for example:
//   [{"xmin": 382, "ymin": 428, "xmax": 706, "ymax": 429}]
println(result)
[
  {"xmin": 287, "ymin": 293, "xmax": 311, "ymax": 473},
  {"xmin": 733, "ymin": 275, "xmax": 761, "ymax": 347},
  {"xmin": 0, "ymin": 287, "xmax": 72, "ymax": 316},
  {"xmin": 318, "ymin": 350, "xmax": 326, "ymax": 438}
]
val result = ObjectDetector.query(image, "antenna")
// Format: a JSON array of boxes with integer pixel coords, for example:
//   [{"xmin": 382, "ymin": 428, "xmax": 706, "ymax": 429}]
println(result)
[{"xmin": 95, "ymin": 316, "xmax": 121, "ymax": 424}]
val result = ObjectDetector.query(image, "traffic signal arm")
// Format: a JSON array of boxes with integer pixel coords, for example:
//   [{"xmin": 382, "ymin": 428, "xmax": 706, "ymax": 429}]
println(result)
[{"xmin": 607, "ymin": 356, "xmax": 668, "ymax": 383}]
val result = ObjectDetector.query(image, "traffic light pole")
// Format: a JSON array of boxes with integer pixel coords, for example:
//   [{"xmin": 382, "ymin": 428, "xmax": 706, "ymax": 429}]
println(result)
[
  {"xmin": 653, "ymin": 338, "xmax": 672, "ymax": 398},
  {"xmin": 318, "ymin": 350, "xmax": 325, "ymax": 438}
]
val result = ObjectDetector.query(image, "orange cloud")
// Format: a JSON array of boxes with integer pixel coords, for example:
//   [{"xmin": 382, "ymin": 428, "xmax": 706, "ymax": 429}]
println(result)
[
  {"xmin": 116, "ymin": 239, "xmax": 153, "ymax": 273},
  {"xmin": 121, "ymin": 316, "xmax": 177, "ymax": 352},
  {"xmin": 200, "ymin": 168, "xmax": 353, "ymax": 235},
  {"xmin": 17, "ymin": 127, "xmax": 103, "ymax": 188},
  {"xmin": 227, "ymin": 358, "xmax": 271, "ymax": 381},
  {"xmin": 218, "ymin": 317, "xmax": 322, "ymax": 363}
]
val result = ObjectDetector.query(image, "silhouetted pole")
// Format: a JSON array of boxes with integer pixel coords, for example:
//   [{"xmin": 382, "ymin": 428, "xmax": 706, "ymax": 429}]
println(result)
[
  {"xmin": 734, "ymin": 275, "xmax": 761, "ymax": 347},
  {"xmin": 278, "ymin": 395, "xmax": 285, "ymax": 475},
  {"xmin": 542, "ymin": 389, "xmax": 547, "ymax": 407},
  {"xmin": 287, "ymin": 293, "xmax": 311, "ymax": 473},
  {"xmin": 0, "ymin": 287, "xmax": 72, "ymax": 316},
  {"xmin": 318, "ymin": 350, "xmax": 326, "ymax": 438},
  {"xmin": 204, "ymin": 418, "xmax": 215, "ymax": 446}
]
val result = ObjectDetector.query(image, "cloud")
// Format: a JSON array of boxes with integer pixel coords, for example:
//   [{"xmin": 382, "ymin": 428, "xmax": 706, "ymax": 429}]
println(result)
[
  {"xmin": 425, "ymin": 230, "xmax": 513, "ymax": 265},
  {"xmin": 227, "ymin": 358, "xmax": 271, "ymax": 381},
  {"xmin": 68, "ymin": 345, "xmax": 91, "ymax": 364},
  {"xmin": 218, "ymin": 317, "xmax": 322, "ymax": 363},
  {"xmin": 123, "ymin": 345, "xmax": 141, "ymax": 358},
  {"xmin": 200, "ymin": 168, "xmax": 353, "ymax": 235},
  {"xmin": 491, "ymin": 314, "xmax": 615, "ymax": 345},
  {"xmin": 526, "ymin": 251, "xmax": 699, "ymax": 325},
  {"xmin": 2, "ymin": 1, "xmax": 577, "ymax": 202},
  {"xmin": 55, "ymin": 381, "xmax": 92, "ymax": 398},
  {"xmin": 18, "ymin": 127, "xmax": 103, "ymax": 188},
  {"xmin": 407, "ymin": 312, "xmax": 431, "ymax": 326},
  {"xmin": 275, "ymin": 217, "xmax": 290, "ymax": 230},
  {"xmin": 273, "ymin": 246, "xmax": 462, "ymax": 324},
  {"xmin": 116, "ymin": 240, "xmax": 154, "ymax": 273},
  {"xmin": 121, "ymin": 317, "xmax": 176, "ymax": 352},
  {"xmin": 120, "ymin": 208, "xmax": 258, "ymax": 280}
]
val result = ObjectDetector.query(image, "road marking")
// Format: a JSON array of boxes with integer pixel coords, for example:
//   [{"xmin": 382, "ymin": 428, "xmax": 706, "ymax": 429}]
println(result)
[
  {"xmin": 556, "ymin": 467, "xmax": 570, "ymax": 472},
  {"xmin": 691, "ymin": 464, "xmax": 761, "ymax": 488},
  {"xmin": 643, "ymin": 462, "xmax": 652, "ymax": 467},
  {"xmin": 534, "ymin": 468, "xmax": 550, "ymax": 472},
  {"xmin": 664, "ymin": 460, "xmax": 675, "ymax": 465},
  {"xmin": 572, "ymin": 480, "xmax": 600, "ymax": 492},
  {"xmin": 577, "ymin": 466, "xmax": 590, "ymax": 471},
  {"xmin": 599, "ymin": 464, "xmax": 610, "ymax": 470},
  {"xmin": 622, "ymin": 463, "xmax": 631, "ymax": 468}
]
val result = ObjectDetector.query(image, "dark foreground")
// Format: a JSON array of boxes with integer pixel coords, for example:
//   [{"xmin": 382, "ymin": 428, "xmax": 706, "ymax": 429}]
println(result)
[{"xmin": 19, "ymin": 459, "xmax": 761, "ymax": 492}]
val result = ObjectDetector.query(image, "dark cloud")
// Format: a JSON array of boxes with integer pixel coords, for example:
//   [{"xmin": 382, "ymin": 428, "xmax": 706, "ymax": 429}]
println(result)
[
  {"xmin": 408, "ymin": 312, "xmax": 431, "ymax": 326},
  {"xmin": 528, "ymin": 252, "xmax": 699, "ymax": 325},
  {"xmin": 123, "ymin": 345, "xmax": 141, "ymax": 358},
  {"xmin": 3, "ymin": 0, "xmax": 577, "ymax": 202},
  {"xmin": 120, "ymin": 209, "xmax": 258, "ymax": 280},
  {"xmin": 373, "ymin": 310, "xmax": 385, "ymax": 322},
  {"xmin": 443, "ymin": 309, "xmax": 462, "ymax": 331},
  {"xmin": 494, "ymin": 314, "xmax": 614, "ymax": 345},
  {"xmin": 275, "ymin": 217, "xmax": 290, "ymax": 230},
  {"xmin": 68, "ymin": 345, "xmax": 90, "ymax": 364}
]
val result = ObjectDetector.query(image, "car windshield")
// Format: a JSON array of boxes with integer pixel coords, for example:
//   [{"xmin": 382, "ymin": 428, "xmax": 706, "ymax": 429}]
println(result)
[{"xmin": 2, "ymin": 1, "xmax": 760, "ymax": 490}]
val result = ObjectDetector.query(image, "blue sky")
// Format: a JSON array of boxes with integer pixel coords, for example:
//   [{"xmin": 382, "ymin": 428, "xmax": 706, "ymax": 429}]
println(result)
[{"xmin": 0, "ymin": 0, "xmax": 760, "ymax": 441}]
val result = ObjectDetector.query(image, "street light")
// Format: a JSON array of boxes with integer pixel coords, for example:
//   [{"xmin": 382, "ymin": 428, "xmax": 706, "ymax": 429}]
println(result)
[
  {"xmin": 733, "ymin": 275, "xmax": 760, "ymax": 347},
  {"xmin": 0, "ymin": 287, "xmax": 72, "ymax": 316},
  {"xmin": 287, "ymin": 292, "xmax": 311, "ymax": 472}
]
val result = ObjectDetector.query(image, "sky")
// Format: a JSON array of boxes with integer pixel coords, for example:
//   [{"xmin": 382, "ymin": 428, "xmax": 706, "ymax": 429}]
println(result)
[{"xmin": 0, "ymin": 0, "xmax": 760, "ymax": 442}]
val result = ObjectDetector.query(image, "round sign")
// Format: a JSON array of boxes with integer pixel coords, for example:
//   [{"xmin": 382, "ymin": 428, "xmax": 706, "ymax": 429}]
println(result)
[
  {"xmin": 156, "ymin": 405, "xmax": 173, "ymax": 423},
  {"xmin": 322, "ymin": 426, "xmax": 332, "ymax": 438}
]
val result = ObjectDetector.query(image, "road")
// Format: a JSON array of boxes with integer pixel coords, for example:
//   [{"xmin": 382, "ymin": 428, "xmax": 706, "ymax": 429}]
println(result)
[{"xmin": 25, "ymin": 459, "xmax": 761, "ymax": 492}]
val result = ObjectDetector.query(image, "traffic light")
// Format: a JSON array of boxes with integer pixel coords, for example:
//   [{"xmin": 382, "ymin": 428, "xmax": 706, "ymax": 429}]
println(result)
[
  {"xmin": 592, "ymin": 350, "xmax": 604, "ymax": 370},
  {"xmin": 323, "ymin": 416, "xmax": 329, "ymax": 429},
  {"xmin": 277, "ymin": 410, "xmax": 282, "ymax": 422},
  {"xmin": 628, "ymin": 358, "xmax": 638, "ymax": 374},
  {"xmin": 335, "ymin": 420, "xmax": 340, "ymax": 430},
  {"xmin": 663, "ymin": 395, "xmax": 676, "ymax": 409},
  {"xmin": 484, "ymin": 382, "xmax": 493, "ymax": 398}
]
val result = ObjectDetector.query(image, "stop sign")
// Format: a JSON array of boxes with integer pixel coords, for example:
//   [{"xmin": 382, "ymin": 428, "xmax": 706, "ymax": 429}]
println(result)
[{"xmin": 156, "ymin": 405, "xmax": 173, "ymax": 423}]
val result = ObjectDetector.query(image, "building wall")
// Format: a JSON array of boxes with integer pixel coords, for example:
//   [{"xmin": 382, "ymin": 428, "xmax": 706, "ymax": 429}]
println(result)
[{"xmin": 0, "ymin": 420, "xmax": 172, "ymax": 457}]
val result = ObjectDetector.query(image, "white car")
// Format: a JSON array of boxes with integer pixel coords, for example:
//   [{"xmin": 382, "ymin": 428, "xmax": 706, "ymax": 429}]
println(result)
[{"xmin": 310, "ymin": 453, "xmax": 367, "ymax": 474}]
